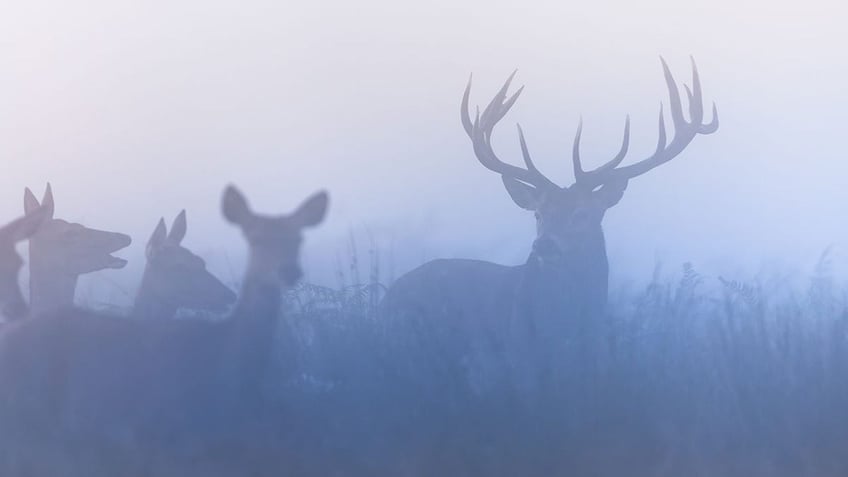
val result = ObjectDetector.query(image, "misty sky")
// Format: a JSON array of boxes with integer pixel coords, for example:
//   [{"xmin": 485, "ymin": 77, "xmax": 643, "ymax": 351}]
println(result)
[{"xmin": 1, "ymin": 0, "xmax": 846, "ymax": 303}]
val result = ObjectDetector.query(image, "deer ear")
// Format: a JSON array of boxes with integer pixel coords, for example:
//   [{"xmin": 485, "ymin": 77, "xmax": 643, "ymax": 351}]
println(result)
[
  {"xmin": 291, "ymin": 191, "xmax": 329, "ymax": 228},
  {"xmin": 3, "ymin": 206, "xmax": 50, "ymax": 243},
  {"xmin": 222, "ymin": 186, "xmax": 252, "ymax": 225},
  {"xmin": 146, "ymin": 218, "xmax": 168, "ymax": 259},
  {"xmin": 502, "ymin": 176, "xmax": 543, "ymax": 211},
  {"xmin": 593, "ymin": 179, "xmax": 629, "ymax": 209},
  {"xmin": 40, "ymin": 183, "xmax": 55, "ymax": 220},
  {"xmin": 168, "ymin": 210, "xmax": 187, "ymax": 244},
  {"xmin": 24, "ymin": 187, "xmax": 41, "ymax": 215}
]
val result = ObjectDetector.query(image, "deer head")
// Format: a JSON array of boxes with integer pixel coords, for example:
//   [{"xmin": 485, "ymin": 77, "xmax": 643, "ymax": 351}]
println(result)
[
  {"xmin": 24, "ymin": 184, "xmax": 132, "ymax": 273},
  {"xmin": 0, "ymin": 207, "xmax": 50, "ymax": 320},
  {"xmin": 134, "ymin": 210, "xmax": 237, "ymax": 319},
  {"xmin": 461, "ymin": 58, "xmax": 718, "ymax": 272},
  {"xmin": 222, "ymin": 186, "xmax": 328, "ymax": 288},
  {"xmin": 23, "ymin": 184, "xmax": 132, "ymax": 312}
]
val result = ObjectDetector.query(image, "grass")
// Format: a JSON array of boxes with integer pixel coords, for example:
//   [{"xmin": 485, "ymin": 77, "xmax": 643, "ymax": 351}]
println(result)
[
  {"xmin": 42, "ymin": 244, "xmax": 848, "ymax": 475},
  {"xmin": 272, "ymin": 251, "xmax": 848, "ymax": 476}
]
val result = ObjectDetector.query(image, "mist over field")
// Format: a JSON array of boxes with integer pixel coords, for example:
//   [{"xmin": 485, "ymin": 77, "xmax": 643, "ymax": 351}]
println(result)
[
  {"xmin": 1, "ymin": 0, "xmax": 846, "ymax": 301},
  {"xmin": 2, "ymin": 1, "xmax": 848, "ymax": 475}
]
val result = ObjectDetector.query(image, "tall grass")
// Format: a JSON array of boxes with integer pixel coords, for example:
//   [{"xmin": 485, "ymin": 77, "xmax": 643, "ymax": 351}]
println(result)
[
  {"xmin": 36, "ymin": 243, "xmax": 848, "ymax": 475},
  {"xmin": 273, "ymin": 251, "xmax": 848, "ymax": 476}
]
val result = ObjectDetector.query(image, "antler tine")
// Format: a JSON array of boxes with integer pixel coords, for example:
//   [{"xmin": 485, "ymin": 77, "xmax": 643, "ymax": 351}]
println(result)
[
  {"xmin": 653, "ymin": 104, "xmax": 668, "ymax": 156},
  {"xmin": 687, "ymin": 57, "xmax": 719, "ymax": 133},
  {"xmin": 702, "ymin": 102, "xmax": 719, "ymax": 134},
  {"xmin": 462, "ymin": 72, "xmax": 558, "ymax": 190},
  {"xmin": 516, "ymin": 124, "xmax": 553, "ymax": 185},
  {"xmin": 661, "ymin": 57, "xmax": 686, "ymax": 127},
  {"xmin": 461, "ymin": 74, "xmax": 474, "ymax": 136},
  {"xmin": 482, "ymin": 71, "xmax": 516, "ymax": 118},
  {"xmin": 687, "ymin": 58, "xmax": 703, "ymax": 124},
  {"xmin": 598, "ymin": 57, "xmax": 718, "ymax": 183},
  {"xmin": 573, "ymin": 116, "xmax": 631, "ymax": 187},
  {"xmin": 572, "ymin": 117, "xmax": 585, "ymax": 181}
]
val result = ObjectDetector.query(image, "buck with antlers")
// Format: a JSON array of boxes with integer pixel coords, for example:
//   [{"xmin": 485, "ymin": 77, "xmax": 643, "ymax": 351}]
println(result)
[
  {"xmin": 0, "ymin": 186, "xmax": 328, "ymax": 475},
  {"xmin": 382, "ymin": 58, "xmax": 718, "ymax": 392},
  {"xmin": 132, "ymin": 210, "xmax": 237, "ymax": 320},
  {"xmin": 23, "ymin": 184, "xmax": 132, "ymax": 315}
]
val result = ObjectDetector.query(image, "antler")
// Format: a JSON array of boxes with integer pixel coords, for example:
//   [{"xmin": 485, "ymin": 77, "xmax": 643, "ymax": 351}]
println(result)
[
  {"xmin": 461, "ymin": 72, "xmax": 558, "ymax": 191},
  {"xmin": 572, "ymin": 57, "xmax": 719, "ymax": 189}
]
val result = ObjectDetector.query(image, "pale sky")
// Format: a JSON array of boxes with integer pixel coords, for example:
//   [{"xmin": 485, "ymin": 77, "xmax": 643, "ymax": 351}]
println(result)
[{"xmin": 1, "ymin": 0, "xmax": 846, "ymax": 302}]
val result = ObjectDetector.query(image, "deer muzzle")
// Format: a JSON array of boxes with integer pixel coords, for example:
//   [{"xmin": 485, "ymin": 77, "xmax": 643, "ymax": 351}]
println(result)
[{"xmin": 532, "ymin": 237, "xmax": 562, "ymax": 262}]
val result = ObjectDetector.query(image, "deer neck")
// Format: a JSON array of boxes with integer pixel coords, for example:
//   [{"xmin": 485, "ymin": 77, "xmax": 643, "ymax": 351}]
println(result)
[
  {"xmin": 130, "ymin": 266, "xmax": 179, "ymax": 320},
  {"xmin": 225, "ymin": 263, "xmax": 284, "ymax": 398},
  {"xmin": 230, "ymin": 274, "xmax": 282, "ymax": 331},
  {"xmin": 28, "ymin": 249, "xmax": 78, "ymax": 314},
  {"xmin": 521, "ymin": 233, "xmax": 609, "ymax": 318}
]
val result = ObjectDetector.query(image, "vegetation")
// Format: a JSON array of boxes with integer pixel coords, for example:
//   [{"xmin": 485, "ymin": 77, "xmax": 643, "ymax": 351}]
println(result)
[{"xmin": 259, "ymin": 251, "xmax": 848, "ymax": 476}]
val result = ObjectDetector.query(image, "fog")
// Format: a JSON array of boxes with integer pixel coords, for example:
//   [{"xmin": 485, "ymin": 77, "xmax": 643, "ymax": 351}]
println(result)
[{"xmin": 1, "ymin": 0, "xmax": 846, "ymax": 304}]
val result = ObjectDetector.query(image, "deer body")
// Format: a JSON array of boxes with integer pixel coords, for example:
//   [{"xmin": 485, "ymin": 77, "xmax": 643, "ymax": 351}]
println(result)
[
  {"xmin": 384, "ymin": 257, "xmax": 600, "ymax": 333},
  {"xmin": 383, "ymin": 258, "xmax": 602, "ymax": 395},
  {"xmin": 0, "ymin": 186, "xmax": 329, "ymax": 475},
  {"xmin": 383, "ymin": 58, "xmax": 718, "ymax": 392}
]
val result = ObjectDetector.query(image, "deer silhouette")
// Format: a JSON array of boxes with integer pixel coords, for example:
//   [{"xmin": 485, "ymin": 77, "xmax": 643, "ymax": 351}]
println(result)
[
  {"xmin": 381, "ymin": 58, "xmax": 718, "ymax": 394},
  {"xmin": 132, "ymin": 210, "xmax": 236, "ymax": 319},
  {"xmin": 24, "ymin": 184, "xmax": 132, "ymax": 314},
  {"xmin": 0, "ymin": 207, "xmax": 51, "ymax": 321},
  {"xmin": 0, "ymin": 186, "xmax": 328, "ymax": 475}
]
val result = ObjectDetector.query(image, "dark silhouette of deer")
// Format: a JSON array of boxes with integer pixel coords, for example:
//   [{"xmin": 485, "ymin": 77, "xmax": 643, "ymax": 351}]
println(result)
[
  {"xmin": 381, "ymin": 58, "xmax": 718, "ymax": 394},
  {"xmin": 24, "ymin": 184, "xmax": 131, "ymax": 314},
  {"xmin": 132, "ymin": 211, "xmax": 236, "ymax": 320},
  {"xmin": 0, "ymin": 207, "xmax": 51, "ymax": 321},
  {"xmin": 0, "ymin": 185, "xmax": 328, "ymax": 475}
]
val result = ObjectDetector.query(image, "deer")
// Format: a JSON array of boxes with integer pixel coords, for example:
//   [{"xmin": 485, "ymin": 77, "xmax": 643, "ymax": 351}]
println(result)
[
  {"xmin": 0, "ymin": 185, "xmax": 329, "ymax": 475},
  {"xmin": 0, "ymin": 207, "xmax": 52, "ymax": 322},
  {"xmin": 381, "ymin": 57, "xmax": 718, "ymax": 396},
  {"xmin": 132, "ymin": 210, "xmax": 237, "ymax": 320},
  {"xmin": 23, "ymin": 184, "xmax": 132, "ymax": 314}
]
